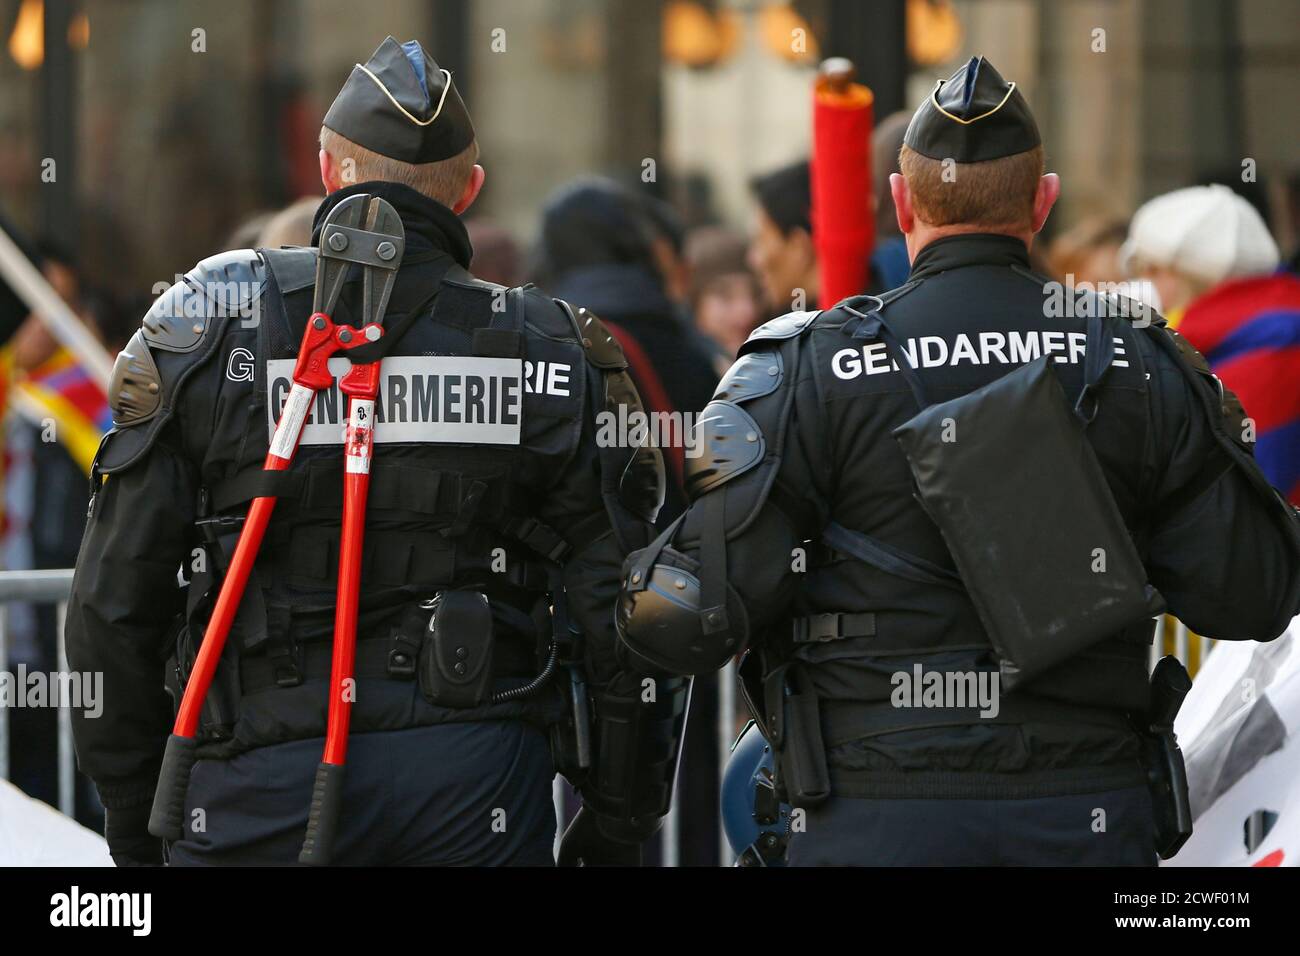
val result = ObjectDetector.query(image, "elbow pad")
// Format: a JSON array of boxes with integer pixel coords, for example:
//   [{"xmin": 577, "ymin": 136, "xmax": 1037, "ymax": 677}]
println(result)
[{"xmin": 616, "ymin": 559, "xmax": 744, "ymax": 675}]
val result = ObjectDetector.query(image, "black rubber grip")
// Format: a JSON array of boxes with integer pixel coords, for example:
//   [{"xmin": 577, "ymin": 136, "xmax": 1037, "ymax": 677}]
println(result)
[
  {"xmin": 148, "ymin": 734, "xmax": 198, "ymax": 840},
  {"xmin": 299, "ymin": 762, "xmax": 345, "ymax": 865}
]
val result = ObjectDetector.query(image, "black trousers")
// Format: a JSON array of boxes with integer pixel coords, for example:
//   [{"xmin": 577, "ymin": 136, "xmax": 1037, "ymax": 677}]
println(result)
[
  {"xmin": 169, "ymin": 720, "xmax": 556, "ymax": 866},
  {"xmin": 787, "ymin": 785, "xmax": 1156, "ymax": 866}
]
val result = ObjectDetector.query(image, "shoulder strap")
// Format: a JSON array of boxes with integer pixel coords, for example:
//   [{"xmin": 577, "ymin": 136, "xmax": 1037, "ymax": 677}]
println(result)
[
  {"xmin": 1075, "ymin": 313, "xmax": 1115, "ymax": 425},
  {"xmin": 345, "ymin": 253, "xmax": 457, "ymax": 364},
  {"xmin": 822, "ymin": 520, "xmax": 964, "ymax": 590}
]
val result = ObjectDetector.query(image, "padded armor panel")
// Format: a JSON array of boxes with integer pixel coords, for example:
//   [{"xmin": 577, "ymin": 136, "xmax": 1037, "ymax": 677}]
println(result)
[
  {"xmin": 739, "ymin": 309, "xmax": 821, "ymax": 354},
  {"xmin": 714, "ymin": 350, "xmax": 784, "ymax": 404},
  {"xmin": 684, "ymin": 401, "xmax": 766, "ymax": 499},
  {"xmin": 572, "ymin": 305, "xmax": 628, "ymax": 370},
  {"xmin": 142, "ymin": 249, "xmax": 267, "ymax": 352},
  {"xmin": 109, "ymin": 330, "xmax": 163, "ymax": 426}
]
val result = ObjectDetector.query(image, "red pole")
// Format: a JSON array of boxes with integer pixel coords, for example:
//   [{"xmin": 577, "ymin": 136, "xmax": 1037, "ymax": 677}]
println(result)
[
  {"xmin": 812, "ymin": 57, "xmax": 875, "ymax": 310},
  {"xmin": 321, "ymin": 362, "xmax": 379, "ymax": 766}
]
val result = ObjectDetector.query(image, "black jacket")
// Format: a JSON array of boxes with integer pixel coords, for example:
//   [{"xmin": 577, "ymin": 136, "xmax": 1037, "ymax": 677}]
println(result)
[
  {"xmin": 67, "ymin": 183, "xmax": 680, "ymax": 835},
  {"xmin": 621, "ymin": 233, "xmax": 1300, "ymax": 799}
]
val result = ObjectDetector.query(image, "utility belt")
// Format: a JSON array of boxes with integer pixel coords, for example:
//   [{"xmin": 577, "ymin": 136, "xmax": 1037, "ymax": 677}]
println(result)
[
  {"xmin": 237, "ymin": 624, "xmax": 539, "ymax": 695},
  {"xmin": 753, "ymin": 618, "xmax": 1193, "ymax": 858}
]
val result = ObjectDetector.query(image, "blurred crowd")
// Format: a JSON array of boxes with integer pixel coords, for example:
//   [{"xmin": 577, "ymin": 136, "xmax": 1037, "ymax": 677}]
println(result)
[{"xmin": 3, "ymin": 101, "xmax": 1299, "ymax": 860}]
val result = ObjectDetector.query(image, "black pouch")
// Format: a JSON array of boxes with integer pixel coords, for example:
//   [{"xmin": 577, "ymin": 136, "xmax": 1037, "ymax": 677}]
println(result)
[
  {"xmin": 418, "ymin": 590, "xmax": 496, "ymax": 709},
  {"xmin": 783, "ymin": 692, "xmax": 831, "ymax": 805},
  {"xmin": 1139, "ymin": 656, "xmax": 1194, "ymax": 859},
  {"xmin": 861, "ymin": 307, "xmax": 1164, "ymax": 691},
  {"xmin": 764, "ymin": 662, "xmax": 831, "ymax": 805}
]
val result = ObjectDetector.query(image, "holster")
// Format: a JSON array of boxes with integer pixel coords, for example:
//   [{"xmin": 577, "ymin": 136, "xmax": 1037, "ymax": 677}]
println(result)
[
  {"xmin": 764, "ymin": 661, "xmax": 831, "ymax": 806},
  {"xmin": 1135, "ymin": 655, "xmax": 1194, "ymax": 859}
]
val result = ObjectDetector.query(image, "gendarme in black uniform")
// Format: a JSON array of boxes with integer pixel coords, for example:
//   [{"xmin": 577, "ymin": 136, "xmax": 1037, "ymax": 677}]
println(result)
[
  {"xmin": 617, "ymin": 56, "xmax": 1300, "ymax": 866},
  {"xmin": 68, "ymin": 38, "xmax": 686, "ymax": 866}
]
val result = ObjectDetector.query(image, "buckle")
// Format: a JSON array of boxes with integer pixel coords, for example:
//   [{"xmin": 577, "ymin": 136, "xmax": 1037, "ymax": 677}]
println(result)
[
  {"xmin": 793, "ymin": 613, "xmax": 840, "ymax": 644},
  {"xmin": 387, "ymin": 646, "xmax": 417, "ymax": 678},
  {"xmin": 512, "ymin": 516, "xmax": 569, "ymax": 564},
  {"xmin": 268, "ymin": 644, "xmax": 303, "ymax": 688}
]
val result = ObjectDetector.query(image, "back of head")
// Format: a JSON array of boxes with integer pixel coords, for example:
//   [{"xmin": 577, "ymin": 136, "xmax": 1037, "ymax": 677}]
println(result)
[
  {"xmin": 899, "ymin": 56, "xmax": 1044, "ymax": 233},
  {"xmin": 751, "ymin": 161, "xmax": 811, "ymax": 236},
  {"xmin": 535, "ymin": 177, "xmax": 658, "ymax": 284},
  {"xmin": 320, "ymin": 37, "xmax": 479, "ymax": 208}
]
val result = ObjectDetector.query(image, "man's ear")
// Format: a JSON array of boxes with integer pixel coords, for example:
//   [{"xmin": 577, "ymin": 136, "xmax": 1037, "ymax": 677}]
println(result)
[
  {"xmin": 1032, "ymin": 173, "xmax": 1060, "ymax": 234},
  {"xmin": 319, "ymin": 149, "xmax": 341, "ymax": 194},
  {"xmin": 890, "ymin": 173, "xmax": 914, "ymax": 235},
  {"xmin": 452, "ymin": 165, "xmax": 486, "ymax": 216}
]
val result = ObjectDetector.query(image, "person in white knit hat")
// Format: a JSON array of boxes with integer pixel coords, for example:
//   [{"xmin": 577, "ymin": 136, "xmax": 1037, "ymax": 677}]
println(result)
[{"xmin": 1120, "ymin": 183, "xmax": 1280, "ymax": 320}]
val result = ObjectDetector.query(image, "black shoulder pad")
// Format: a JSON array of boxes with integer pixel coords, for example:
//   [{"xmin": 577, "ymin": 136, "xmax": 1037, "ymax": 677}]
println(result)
[
  {"xmin": 108, "ymin": 330, "xmax": 162, "ymax": 426},
  {"xmin": 93, "ymin": 426, "xmax": 155, "ymax": 476},
  {"xmin": 738, "ymin": 309, "xmax": 819, "ymax": 355},
  {"xmin": 443, "ymin": 267, "xmax": 507, "ymax": 296},
  {"xmin": 517, "ymin": 286, "xmax": 575, "ymax": 340},
  {"xmin": 714, "ymin": 350, "xmax": 783, "ymax": 404},
  {"xmin": 1144, "ymin": 323, "xmax": 1255, "ymax": 459},
  {"xmin": 1157, "ymin": 325, "xmax": 1212, "ymax": 374},
  {"xmin": 565, "ymin": 302, "xmax": 628, "ymax": 370},
  {"xmin": 684, "ymin": 401, "xmax": 765, "ymax": 498},
  {"xmin": 98, "ymin": 252, "xmax": 258, "ymax": 476},
  {"xmin": 260, "ymin": 246, "xmax": 317, "ymax": 294},
  {"xmin": 142, "ymin": 249, "xmax": 267, "ymax": 352},
  {"xmin": 606, "ymin": 366, "xmax": 666, "ymax": 522},
  {"xmin": 1100, "ymin": 291, "xmax": 1162, "ymax": 328}
]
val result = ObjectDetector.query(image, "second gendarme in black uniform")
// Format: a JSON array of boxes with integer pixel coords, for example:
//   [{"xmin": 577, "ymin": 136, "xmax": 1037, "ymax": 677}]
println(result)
[
  {"xmin": 68, "ymin": 37, "xmax": 686, "ymax": 866},
  {"xmin": 618, "ymin": 56, "xmax": 1300, "ymax": 866}
]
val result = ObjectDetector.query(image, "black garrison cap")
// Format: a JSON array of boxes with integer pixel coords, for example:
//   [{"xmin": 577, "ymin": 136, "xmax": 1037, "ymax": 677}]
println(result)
[
  {"xmin": 323, "ymin": 37, "xmax": 475, "ymax": 163},
  {"xmin": 903, "ymin": 56, "xmax": 1040, "ymax": 163}
]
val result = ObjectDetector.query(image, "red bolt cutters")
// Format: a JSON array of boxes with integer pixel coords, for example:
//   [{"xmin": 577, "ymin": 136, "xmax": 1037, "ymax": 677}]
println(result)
[{"xmin": 149, "ymin": 194, "xmax": 404, "ymax": 868}]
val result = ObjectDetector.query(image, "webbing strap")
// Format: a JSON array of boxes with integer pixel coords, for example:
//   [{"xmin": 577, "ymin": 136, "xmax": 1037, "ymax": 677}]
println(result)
[
  {"xmin": 699, "ymin": 492, "xmax": 730, "ymax": 633},
  {"xmin": 821, "ymin": 696, "xmax": 1132, "ymax": 747},
  {"xmin": 822, "ymin": 520, "xmax": 963, "ymax": 590},
  {"xmin": 330, "ymin": 256, "xmax": 453, "ymax": 364},
  {"xmin": 791, "ymin": 611, "xmax": 876, "ymax": 644}
]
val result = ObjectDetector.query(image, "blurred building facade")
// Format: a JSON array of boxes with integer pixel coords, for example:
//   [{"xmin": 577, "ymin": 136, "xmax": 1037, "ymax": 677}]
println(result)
[{"xmin": 2, "ymin": 0, "xmax": 1298, "ymax": 295}]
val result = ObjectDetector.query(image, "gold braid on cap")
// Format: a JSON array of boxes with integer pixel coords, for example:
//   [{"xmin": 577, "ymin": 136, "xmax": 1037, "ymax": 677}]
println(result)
[
  {"xmin": 929, "ymin": 79, "xmax": 1017, "ymax": 126},
  {"xmin": 354, "ymin": 63, "xmax": 453, "ymax": 127}
]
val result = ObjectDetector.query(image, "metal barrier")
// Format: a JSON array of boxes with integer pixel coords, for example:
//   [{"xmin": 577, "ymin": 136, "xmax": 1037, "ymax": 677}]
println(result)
[{"xmin": 0, "ymin": 568, "xmax": 77, "ymax": 816}]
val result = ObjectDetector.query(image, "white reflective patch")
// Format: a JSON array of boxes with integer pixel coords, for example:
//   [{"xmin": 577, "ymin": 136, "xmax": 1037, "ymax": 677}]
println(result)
[
  {"xmin": 267, "ymin": 356, "xmax": 524, "ymax": 446},
  {"xmin": 269, "ymin": 382, "xmax": 314, "ymax": 458}
]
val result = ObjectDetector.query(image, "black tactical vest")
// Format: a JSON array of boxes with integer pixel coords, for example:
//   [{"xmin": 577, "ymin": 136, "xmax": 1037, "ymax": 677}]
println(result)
[{"xmin": 177, "ymin": 247, "xmax": 590, "ymax": 757}]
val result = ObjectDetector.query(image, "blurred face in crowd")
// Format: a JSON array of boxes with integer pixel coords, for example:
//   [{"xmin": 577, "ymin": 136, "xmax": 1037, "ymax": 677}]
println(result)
[
  {"xmin": 694, "ymin": 272, "xmax": 762, "ymax": 356},
  {"xmin": 748, "ymin": 209, "xmax": 817, "ymax": 312},
  {"xmin": 1132, "ymin": 260, "xmax": 1209, "ymax": 316}
]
